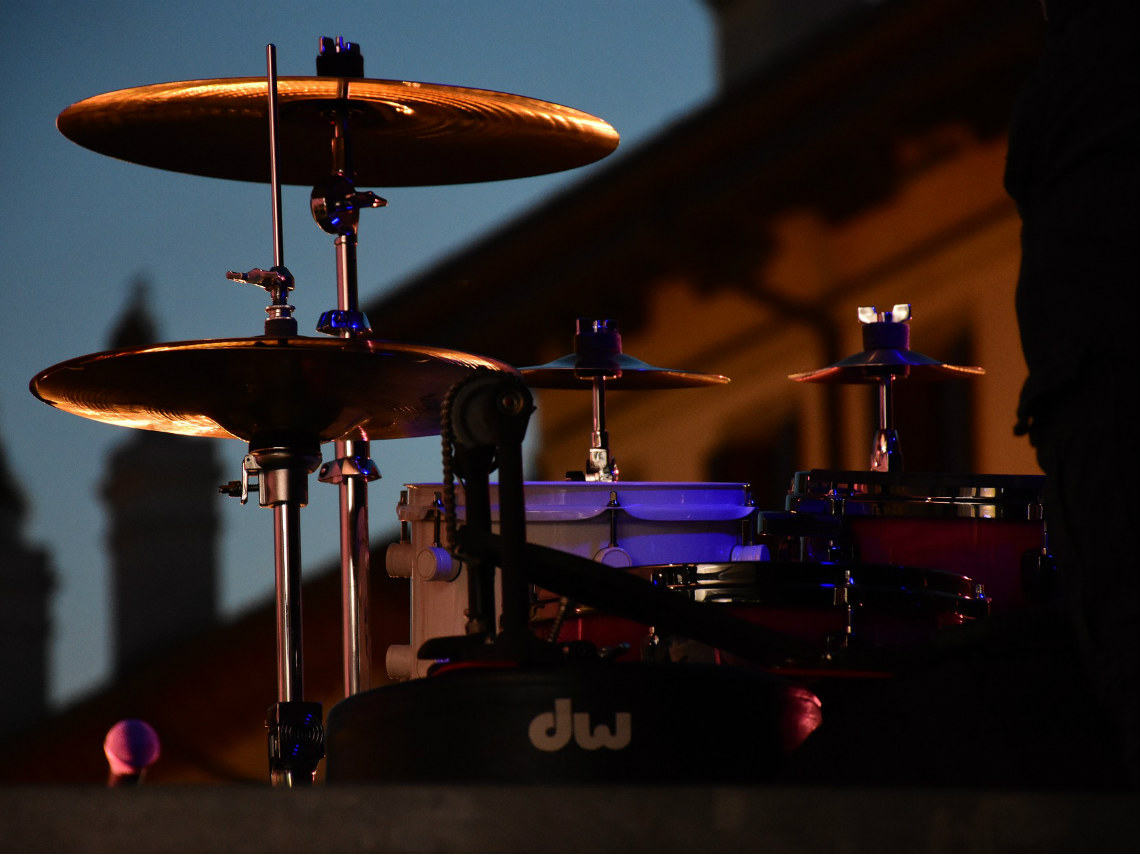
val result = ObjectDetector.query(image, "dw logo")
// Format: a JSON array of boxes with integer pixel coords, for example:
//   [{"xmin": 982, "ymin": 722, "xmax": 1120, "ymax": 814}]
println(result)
[{"xmin": 528, "ymin": 698, "xmax": 632, "ymax": 752}]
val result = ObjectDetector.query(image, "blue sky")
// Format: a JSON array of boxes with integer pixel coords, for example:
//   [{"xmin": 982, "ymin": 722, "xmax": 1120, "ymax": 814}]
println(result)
[{"xmin": 0, "ymin": 1, "xmax": 716, "ymax": 706}]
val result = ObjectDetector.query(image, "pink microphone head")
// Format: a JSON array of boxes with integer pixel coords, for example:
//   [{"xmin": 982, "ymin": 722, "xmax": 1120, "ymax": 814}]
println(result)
[{"xmin": 103, "ymin": 718, "xmax": 161, "ymax": 779}]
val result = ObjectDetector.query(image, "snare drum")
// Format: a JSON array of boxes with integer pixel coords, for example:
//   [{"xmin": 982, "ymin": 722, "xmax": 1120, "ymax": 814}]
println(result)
[
  {"xmin": 534, "ymin": 560, "xmax": 990, "ymax": 671},
  {"xmin": 779, "ymin": 470, "xmax": 1048, "ymax": 614},
  {"xmin": 385, "ymin": 481, "xmax": 761, "ymax": 679}
]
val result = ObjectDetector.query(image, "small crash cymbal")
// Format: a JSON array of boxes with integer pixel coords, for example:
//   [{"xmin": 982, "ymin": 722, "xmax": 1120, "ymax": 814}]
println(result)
[
  {"xmin": 56, "ymin": 77, "xmax": 619, "ymax": 186},
  {"xmin": 522, "ymin": 318, "xmax": 730, "ymax": 390},
  {"xmin": 790, "ymin": 304, "xmax": 984, "ymax": 384},
  {"xmin": 522, "ymin": 352, "xmax": 729, "ymax": 390},
  {"xmin": 30, "ymin": 336, "xmax": 515, "ymax": 442},
  {"xmin": 789, "ymin": 349, "xmax": 984, "ymax": 384}
]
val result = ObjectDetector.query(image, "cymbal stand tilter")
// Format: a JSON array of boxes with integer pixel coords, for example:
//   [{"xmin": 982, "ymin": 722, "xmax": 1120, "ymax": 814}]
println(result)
[{"xmin": 307, "ymin": 38, "xmax": 386, "ymax": 700}]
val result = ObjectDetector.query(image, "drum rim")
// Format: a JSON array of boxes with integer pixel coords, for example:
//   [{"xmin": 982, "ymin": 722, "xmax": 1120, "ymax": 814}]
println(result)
[{"xmin": 788, "ymin": 469, "xmax": 1046, "ymax": 520}]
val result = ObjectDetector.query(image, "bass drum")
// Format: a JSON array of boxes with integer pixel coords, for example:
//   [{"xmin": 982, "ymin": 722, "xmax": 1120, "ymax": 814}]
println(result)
[
  {"xmin": 385, "ymin": 481, "xmax": 765, "ymax": 679},
  {"xmin": 533, "ymin": 559, "xmax": 991, "ymax": 673},
  {"xmin": 773, "ymin": 470, "xmax": 1050, "ymax": 614}
]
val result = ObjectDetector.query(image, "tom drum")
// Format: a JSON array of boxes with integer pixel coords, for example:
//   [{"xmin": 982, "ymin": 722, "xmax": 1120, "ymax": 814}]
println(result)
[{"xmin": 775, "ymin": 469, "xmax": 1049, "ymax": 613}]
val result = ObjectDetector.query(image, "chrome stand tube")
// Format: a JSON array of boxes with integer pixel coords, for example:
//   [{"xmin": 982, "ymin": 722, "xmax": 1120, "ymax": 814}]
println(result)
[
  {"xmin": 273, "ymin": 500, "xmax": 305, "ymax": 702},
  {"xmin": 310, "ymin": 40, "xmax": 386, "ymax": 698},
  {"xmin": 336, "ymin": 437, "xmax": 372, "ymax": 696},
  {"xmin": 250, "ymin": 440, "xmax": 324, "ymax": 788},
  {"xmin": 870, "ymin": 375, "xmax": 903, "ymax": 472}
]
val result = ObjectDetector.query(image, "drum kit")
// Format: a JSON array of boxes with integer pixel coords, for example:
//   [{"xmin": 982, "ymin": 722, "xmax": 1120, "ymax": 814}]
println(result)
[{"xmin": 30, "ymin": 39, "xmax": 1050, "ymax": 787}]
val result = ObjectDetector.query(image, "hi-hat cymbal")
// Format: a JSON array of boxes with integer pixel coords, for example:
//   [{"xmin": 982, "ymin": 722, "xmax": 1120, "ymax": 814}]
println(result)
[
  {"xmin": 30, "ymin": 336, "xmax": 516, "ymax": 442},
  {"xmin": 522, "ymin": 352, "xmax": 730, "ymax": 390},
  {"xmin": 788, "ymin": 348, "xmax": 984, "ymax": 384},
  {"xmin": 56, "ymin": 77, "xmax": 619, "ymax": 186}
]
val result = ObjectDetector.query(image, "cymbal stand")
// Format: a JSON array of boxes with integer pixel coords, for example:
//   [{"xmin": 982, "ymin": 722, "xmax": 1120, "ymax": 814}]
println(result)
[
  {"xmin": 577, "ymin": 319, "xmax": 621, "ymax": 481},
  {"xmin": 250, "ymin": 435, "xmax": 325, "ymax": 786},
  {"xmin": 871, "ymin": 373, "xmax": 902, "ymax": 473},
  {"xmin": 587, "ymin": 375, "xmax": 617, "ymax": 480},
  {"xmin": 223, "ymin": 45, "xmax": 325, "ymax": 786},
  {"xmin": 309, "ymin": 38, "xmax": 385, "ymax": 699}
]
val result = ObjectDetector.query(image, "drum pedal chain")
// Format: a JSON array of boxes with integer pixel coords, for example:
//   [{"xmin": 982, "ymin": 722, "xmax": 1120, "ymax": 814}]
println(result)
[
  {"xmin": 438, "ymin": 369, "xmax": 503, "ymax": 637},
  {"xmin": 546, "ymin": 596, "xmax": 575, "ymax": 643}
]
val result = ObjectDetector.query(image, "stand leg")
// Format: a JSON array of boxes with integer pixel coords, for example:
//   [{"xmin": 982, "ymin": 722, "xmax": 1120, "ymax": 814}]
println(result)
[
  {"xmin": 337, "ymin": 437, "xmax": 371, "ymax": 696},
  {"xmin": 273, "ymin": 501, "xmax": 305, "ymax": 702},
  {"xmin": 251, "ymin": 440, "xmax": 325, "ymax": 786}
]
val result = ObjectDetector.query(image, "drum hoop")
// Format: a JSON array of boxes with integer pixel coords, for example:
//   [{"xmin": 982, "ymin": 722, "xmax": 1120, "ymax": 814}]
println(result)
[
  {"xmin": 631, "ymin": 560, "xmax": 979, "ymax": 598},
  {"xmin": 788, "ymin": 469, "xmax": 1046, "ymax": 520}
]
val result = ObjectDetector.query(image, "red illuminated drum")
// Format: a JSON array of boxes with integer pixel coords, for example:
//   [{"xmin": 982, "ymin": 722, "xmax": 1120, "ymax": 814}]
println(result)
[{"xmin": 777, "ymin": 470, "xmax": 1048, "ymax": 613}]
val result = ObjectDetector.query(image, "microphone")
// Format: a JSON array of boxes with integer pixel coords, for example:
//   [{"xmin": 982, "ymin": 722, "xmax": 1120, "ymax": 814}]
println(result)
[{"xmin": 103, "ymin": 719, "xmax": 161, "ymax": 786}]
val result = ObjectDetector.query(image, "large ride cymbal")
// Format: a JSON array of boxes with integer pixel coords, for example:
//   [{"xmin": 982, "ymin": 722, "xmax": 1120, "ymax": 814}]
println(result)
[
  {"xmin": 56, "ymin": 77, "xmax": 620, "ymax": 186},
  {"xmin": 522, "ymin": 352, "xmax": 730, "ymax": 390},
  {"xmin": 30, "ymin": 336, "xmax": 516, "ymax": 442}
]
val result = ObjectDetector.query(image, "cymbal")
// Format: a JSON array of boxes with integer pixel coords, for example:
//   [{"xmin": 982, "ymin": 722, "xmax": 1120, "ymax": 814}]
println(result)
[
  {"xmin": 56, "ymin": 77, "xmax": 619, "ymax": 186},
  {"xmin": 789, "ymin": 348, "xmax": 985, "ymax": 384},
  {"xmin": 522, "ymin": 352, "xmax": 730, "ymax": 390},
  {"xmin": 30, "ymin": 336, "xmax": 516, "ymax": 442}
]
